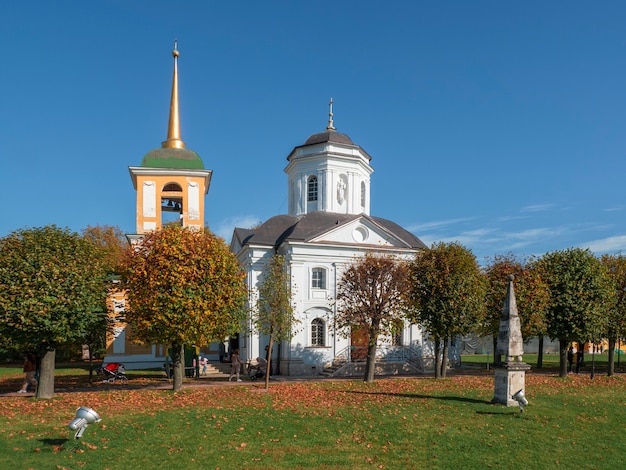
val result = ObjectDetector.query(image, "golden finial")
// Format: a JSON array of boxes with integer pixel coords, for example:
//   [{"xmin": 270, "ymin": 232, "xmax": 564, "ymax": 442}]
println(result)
[
  {"xmin": 162, "ymin": 40, "xmax": 185, "ymax": 149},
  {"xmin": 326, "ymin": 97, "xmax": 336, "ymax": 131}
]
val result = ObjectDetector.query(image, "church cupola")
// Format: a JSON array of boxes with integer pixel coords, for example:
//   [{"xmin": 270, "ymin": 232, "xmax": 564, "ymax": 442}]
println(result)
[
  {"xmin": 285, "ymin": 99, "xmax": 373, "ymax": 216},
  {"xmin": 128, "ymin": 42, "xmax": 212, "ymax": 234}
]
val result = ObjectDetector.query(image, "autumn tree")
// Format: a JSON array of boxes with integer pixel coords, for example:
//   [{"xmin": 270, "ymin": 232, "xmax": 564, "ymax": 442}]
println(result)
[
  {"xmin": 483, "ymin": 254, "xmax": 549, "ymax": 367},
  {"xmin": 407, "ymin": 242, "xmax": 486, "ymax": 378},
  {"xmin": 121, "ymin": 225, "xmax": 247, "ymax": 391},
  {"xmin": 81, "ymin": 225, "xmax": 128, "ymax": 382},
  {"xmin": 483, "ymin": 254, "xmax": 524, "ymax": 354},
  {"xmin": 0, "ymin": 225, "xmax": 110, "ymax": 398},
  {"xmin": 538, "ymin": 248, "xmax": 614, "ymax": 378},
  {"xmin": 82, "ymin": 225, "xmax": 127, "ymax": 273},
  {"xmin": 600, "ymin": 253, "xmax": 626, "ymax": 376},
  {"xmin": 255, "ymin": 253, "xmax": 297, "ymax": 389},
  {"xmin": 335, "ymin": 253, "xmax": 410, "ymax": 383}
]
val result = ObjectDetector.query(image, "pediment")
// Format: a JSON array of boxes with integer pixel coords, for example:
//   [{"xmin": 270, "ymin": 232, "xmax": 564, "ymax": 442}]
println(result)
[{"xmin": 307, "ymin": 216, "xmax": 410, "ymax": 248}]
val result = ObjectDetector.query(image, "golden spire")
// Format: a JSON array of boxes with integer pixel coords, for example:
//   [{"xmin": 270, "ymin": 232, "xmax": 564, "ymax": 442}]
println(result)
[
  {"xmin": 162, "ymin": 40, "xmax": 186, "ymax": 149},
  {"xmin": 326, "ymin": 97, "xmax": 336, "ymax": 131}
]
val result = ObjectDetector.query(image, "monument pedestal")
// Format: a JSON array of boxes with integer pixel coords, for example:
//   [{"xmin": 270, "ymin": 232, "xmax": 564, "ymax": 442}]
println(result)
[{"xmin": 493, "ymin": 361, "xmax": 531, "ymax": 406}]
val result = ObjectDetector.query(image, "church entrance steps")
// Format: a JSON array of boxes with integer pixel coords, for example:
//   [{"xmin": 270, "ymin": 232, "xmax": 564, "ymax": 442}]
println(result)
[{"xmin": 200, "ymin": 362, "xmax": 231, "ymax": 377}]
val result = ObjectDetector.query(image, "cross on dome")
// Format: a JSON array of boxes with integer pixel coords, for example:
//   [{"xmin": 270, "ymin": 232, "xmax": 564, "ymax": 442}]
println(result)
[{"xmin": 326, "ymin": 97, "xmax": 336, "ymax": 131}]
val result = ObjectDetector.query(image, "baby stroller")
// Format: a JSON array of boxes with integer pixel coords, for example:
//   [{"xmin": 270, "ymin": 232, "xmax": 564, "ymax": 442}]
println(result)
[
  {"xmin": 97, "ymin": 363, "xmax": 128, "ymax": 383},
  {"xmin": 247, "ymin": 357, "xmax": 267, "ymax": 381}
]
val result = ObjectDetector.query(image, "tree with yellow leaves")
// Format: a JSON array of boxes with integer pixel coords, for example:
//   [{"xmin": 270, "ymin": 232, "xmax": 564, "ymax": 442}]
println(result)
[{"xmin": 122, "ymin": 225, "xmax": 247, "ymax": 391}]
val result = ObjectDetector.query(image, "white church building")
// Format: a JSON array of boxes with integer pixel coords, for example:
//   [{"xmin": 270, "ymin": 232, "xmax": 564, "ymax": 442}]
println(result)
[
  {"xmin": 104, "ymin": 45, "xmax": 430, "ymax": 376},
  {"xmin": 230, "ymin": 103, "xmax": 428, "ymax": 376}
]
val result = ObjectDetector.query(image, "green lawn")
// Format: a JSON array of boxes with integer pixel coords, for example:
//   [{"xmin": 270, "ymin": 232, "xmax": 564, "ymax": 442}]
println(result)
[
  {"xmin": 0, "ymin": 372, "xmax": 624, "ymax": 469},
  {"xmin": 460, "ymin": 352, "xmax": 626, "ymax": 372}
]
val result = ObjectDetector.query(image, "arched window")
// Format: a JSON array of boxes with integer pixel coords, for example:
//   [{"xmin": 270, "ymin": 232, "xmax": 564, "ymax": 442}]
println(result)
[
  {"xmin": 311, "ymin": 267, "xmax": 326, "ymax": 289},
  {"xmin": 161, "ymin": 182, "xmax": 183, "ymax": 226},
  {"xmin": 307, "ymin": 176, "xmax": 318, "ymax": 202},
  {"xmin": 311, "ymin": 318, "xmax": 325, "ymax": 346},
  {"xmin": 163, "ymin": 183, "xmax": 182, "ymax": 192}
]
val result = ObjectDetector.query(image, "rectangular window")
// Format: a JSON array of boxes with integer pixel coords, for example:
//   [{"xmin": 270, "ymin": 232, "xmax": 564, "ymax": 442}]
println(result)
[
  {"xmin": 307, "ymin": 176, "xmax": 318, "ymax": 202},
  {"xmin": 311, "ymin": 268, "xmax": 326, "ymax": 289}
]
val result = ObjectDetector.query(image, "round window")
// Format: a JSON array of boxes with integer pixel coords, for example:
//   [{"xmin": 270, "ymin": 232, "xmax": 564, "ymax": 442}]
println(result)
[{"xmin": 352, "ymin": 226, "xmax": 369, "ymax": 243}]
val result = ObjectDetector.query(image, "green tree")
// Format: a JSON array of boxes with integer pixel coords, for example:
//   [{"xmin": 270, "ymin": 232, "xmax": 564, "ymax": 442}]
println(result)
[
  {"xmin": 483, "ymin": 254, "xmax": 549, "ymax": 367},
  {"xmin": 600, "ymin": 253, "xmax": 626, "ymax": 376},
  {"xmin": 538, "ymin": 248, "xmax": 614, "ymax": 378},
  {"xmin": 255, "ymin": 254, "xmax": 297, "ymax": 389},
  {"xmin": 0, "ymin": 225, "xmax": 110, "ymax": 398},
  {"xmin": 407, "ymin": 242, "xmax": 486, "ymax": 378},
  {"xmin": 335, "ymin": 253, "xmax": 410, "ymax": 383},
  {"xmin": 121, "ymin": 225, "xmax": 247, "ymax": 391}
]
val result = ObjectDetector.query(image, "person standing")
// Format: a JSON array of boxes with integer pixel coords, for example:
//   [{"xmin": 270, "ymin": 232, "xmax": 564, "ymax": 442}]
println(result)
[
  {"xmin": 576, "ymin": 345, "xmax": 584, "ymax": 373},
  {"xmin": 229, "ymin": 349, "xmax": 242, "ymax": 382},
  {"xmin": 18, "ymin": 354, "xmax": 37, "ymax": 393}
]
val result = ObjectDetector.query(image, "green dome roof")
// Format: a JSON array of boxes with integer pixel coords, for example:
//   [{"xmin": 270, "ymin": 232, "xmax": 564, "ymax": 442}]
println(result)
[{"xmin": 140, "ymin": 147, "xmax": 204, "ymax": 170}]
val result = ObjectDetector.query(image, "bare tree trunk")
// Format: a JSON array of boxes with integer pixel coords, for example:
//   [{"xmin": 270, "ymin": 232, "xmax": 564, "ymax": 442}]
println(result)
[
  {"xmin": 37, "ymin": 347, "xmax": 55, "ymax": 399},
  {"xmin": 434, "ymin": 339, "xmax": 441, "ymax": 379},
  {"xmin": 364, "ymin": 323, "xmax": 380, "ymax": 383},
  {"xmin": 88, "ymin": 344, "xmax": 94, "ymax": 385},
  {"xmin": 265, "ymin": 337, "xmax": 274, "ymax": 390},
  {"xmin": 558, "ymin": 339, "xmax": 568, "ymax": 378},
  {"xmin": 537, "ymin": 336, "xmax": 544, "ymax": 369},
  {"xmin": 608, "ymin": 337, "xmax": 616, "ymax": 376},
  {"xmin": 171, "ymin": 342, "xmax": 184, "ymax": 391},
  {"xmin": 492, "ymin": 335, "xmax": 497, "ymax": 367},
  {"xmin": 364, "ymin": 342, "xmax": 377, "ymax": 383},
  {"xmin": 440, "ymin": 338, "xmax": 449, "ymax": 379}
]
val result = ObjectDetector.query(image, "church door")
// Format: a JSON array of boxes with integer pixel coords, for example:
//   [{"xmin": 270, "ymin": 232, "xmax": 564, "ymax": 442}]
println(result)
[{"xmin": 350, "ymin": 327, "xmax": 369, "ymax": 361}]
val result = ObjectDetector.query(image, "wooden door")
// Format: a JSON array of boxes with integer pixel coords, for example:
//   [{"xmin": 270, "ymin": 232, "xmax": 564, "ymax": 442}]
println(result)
[{"xmin": 350, "ymin": 328, "xmax": 369, "ymax": 361}]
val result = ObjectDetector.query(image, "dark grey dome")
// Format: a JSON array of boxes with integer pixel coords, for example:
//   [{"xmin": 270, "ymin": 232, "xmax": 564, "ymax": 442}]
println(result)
[{"xmin": 304, "ymin": 129, "xmax": 354, "ymax": 146}]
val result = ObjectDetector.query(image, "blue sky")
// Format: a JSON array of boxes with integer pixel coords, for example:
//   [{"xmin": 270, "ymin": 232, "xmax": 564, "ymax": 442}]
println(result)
[{"xmin": 2, "ymin": 1, "xmax": 626, "ymax": 262}]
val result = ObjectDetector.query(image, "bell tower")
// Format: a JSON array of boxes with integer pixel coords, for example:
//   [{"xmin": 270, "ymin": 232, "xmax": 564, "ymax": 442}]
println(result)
[
  {"xmin": 128, "ymin": 42, "xmax": 212, "ymax": 234},
  {"xmin": 284, "ymin": 98, "xmax": 373, "ymax": 217}
]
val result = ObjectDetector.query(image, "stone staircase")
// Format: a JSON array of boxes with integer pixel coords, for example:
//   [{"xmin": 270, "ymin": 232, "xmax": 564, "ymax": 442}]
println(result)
[
  {"xmin": 321, "ymin": 345, "xmax": 424, "ymax": 377},
  {"xmin": 199, "ymin": 362, "xmax": 231, "ymax": 378},
  {"xmin": 321, "ymin": 358, "xmax": 350, "ymax": 377}
]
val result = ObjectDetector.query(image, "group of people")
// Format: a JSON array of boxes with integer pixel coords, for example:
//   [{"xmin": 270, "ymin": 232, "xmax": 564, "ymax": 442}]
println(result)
[
  {"xmin": 567, "ymin": 345, "xmax": 585, "ymax": 373},
  {"xmin": 228, "ymin": 345, "xmax": 270, "ymax": 382},
  {"xmin": 17, "ymin": 347, "xmax": 268, "ymax": 390}
]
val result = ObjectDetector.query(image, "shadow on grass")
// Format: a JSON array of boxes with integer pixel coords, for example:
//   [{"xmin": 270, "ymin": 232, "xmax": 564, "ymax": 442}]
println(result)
[
  {"xmin": 344, "ymin": 390, "xmax": 491, "ymax": 405},
  {"xmin": 52, "ymin": 380, "xmax": 172, "ymax": 394},
  {"xmin": 39, "ymin": 438, "xmax": 69, "ymax": 446},
  {"xmin": 475, "ymin": 410, "xmax": 518, "ymax": 416}
]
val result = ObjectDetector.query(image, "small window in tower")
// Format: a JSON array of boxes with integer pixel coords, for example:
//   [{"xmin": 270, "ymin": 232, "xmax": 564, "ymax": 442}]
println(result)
[
  {"xmin": 361, "ymin": 181, "xmax": 366, "ymax": 208},
  {"xmin": 307, "ymin": 176, "xmax": 318, "ymax": 202}
]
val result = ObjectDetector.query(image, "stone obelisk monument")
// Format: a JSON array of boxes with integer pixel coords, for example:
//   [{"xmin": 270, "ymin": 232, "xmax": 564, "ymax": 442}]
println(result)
[{"xmin": 493, "ymin": 275, "xmax": 530, "ymax": 406}]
